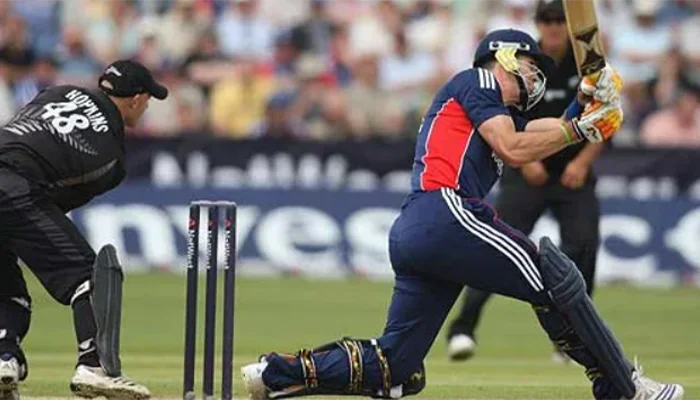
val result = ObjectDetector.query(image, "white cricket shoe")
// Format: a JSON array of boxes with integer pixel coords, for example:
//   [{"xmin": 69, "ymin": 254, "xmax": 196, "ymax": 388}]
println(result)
[
  {"xmin": 241, "ymin": 359, "xmax": 270, "ymax": 400},
  {"xmin": 630, "ymin": 360, "xmax": 684, "ymax": 400},
  {"xmin": 0, "ymin": 354, "xmax": 24, "ymax": 400},
  {"xmin": 70, "ymin": 365, "xmax": 150, "ymax": 400},
  {"xmin": 447, "ymin": 334, "xmax": 476, "ymax": 361}
]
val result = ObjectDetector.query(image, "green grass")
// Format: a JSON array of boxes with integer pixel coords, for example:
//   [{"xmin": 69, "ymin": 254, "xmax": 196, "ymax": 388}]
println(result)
[{"xmin": 18, "ymin": 272, "xmax": 700, "ymax": 399}]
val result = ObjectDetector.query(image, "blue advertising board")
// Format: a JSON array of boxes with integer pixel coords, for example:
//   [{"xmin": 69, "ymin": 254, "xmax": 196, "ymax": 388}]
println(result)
[{"xmin": 69, "ymin": 184, "xmax": 700, "ymax": 286}]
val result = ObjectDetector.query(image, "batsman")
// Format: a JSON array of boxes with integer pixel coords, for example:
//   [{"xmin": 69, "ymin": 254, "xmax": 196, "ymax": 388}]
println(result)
[
  {"xmin": 242, "ymin": 30, "xmax": 684, "ymax": 400},
  {"xmin": 0, "ymin": 60, "xmax": 167, "ymax": 400}
]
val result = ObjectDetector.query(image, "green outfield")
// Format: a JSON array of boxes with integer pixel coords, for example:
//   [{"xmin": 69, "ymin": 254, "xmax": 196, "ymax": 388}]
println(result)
[{"xmin": 18, "ymin": 272, "xmax": 700, "ymax": 399}]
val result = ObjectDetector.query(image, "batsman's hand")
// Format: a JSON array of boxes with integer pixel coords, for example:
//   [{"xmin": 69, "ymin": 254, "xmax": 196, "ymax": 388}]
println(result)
[
  {"xmin": 569, "ymin": 99, "xmax": 623, "ymax": 143},
  {"xmin": 521, "ymin": 161, "xmax": 549, "ymax": 187},
  {"xmin": 579, "ymin": 64, "xmax": 623, "ymax": 104}
]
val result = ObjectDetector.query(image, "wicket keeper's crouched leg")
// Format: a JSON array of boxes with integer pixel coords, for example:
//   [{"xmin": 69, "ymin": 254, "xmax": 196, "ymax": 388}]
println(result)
[
  {"xmin": 0, "ymin": 254, "xmax": 32, "ymax": 382},
  {"xmin": 0, "ymin": 168, "xmax": 100, "ymax": 373},
  {"xmin": 0, "ymin": 168, "xmax": 149, "ymax": 400}
]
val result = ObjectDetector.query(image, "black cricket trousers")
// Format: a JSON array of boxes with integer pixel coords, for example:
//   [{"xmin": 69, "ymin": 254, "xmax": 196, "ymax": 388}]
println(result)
[{"xmin": 0, "ymin": 167, "xmax": 95, "ymax": 308}]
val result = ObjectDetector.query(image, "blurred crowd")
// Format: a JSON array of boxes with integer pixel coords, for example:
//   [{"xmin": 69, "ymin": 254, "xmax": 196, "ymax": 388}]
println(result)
[{"xmin": 0, "ymin": 0, "xmax": 698, "ymax": 146}]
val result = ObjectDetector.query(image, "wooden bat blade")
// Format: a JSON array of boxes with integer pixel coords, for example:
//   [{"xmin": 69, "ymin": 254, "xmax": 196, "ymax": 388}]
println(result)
[{"xmin": 563, "ymin": 0, "xmax": 606, "ymax": 77}]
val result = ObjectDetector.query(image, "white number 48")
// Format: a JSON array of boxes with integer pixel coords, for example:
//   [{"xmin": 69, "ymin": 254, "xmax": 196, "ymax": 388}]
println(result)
[{"xmin": 41, "ymin": 102, "xmax": 89, "ymax": 134}]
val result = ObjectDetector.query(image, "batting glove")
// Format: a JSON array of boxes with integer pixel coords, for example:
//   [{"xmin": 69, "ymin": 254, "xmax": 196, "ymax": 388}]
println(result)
[
  {"xmin": 568, "ymin": 99, "xmax": 624, "ymax": 143},
  {"xmin": 579, "ymin": 64, "xmax": 623, "ymax": 104}
]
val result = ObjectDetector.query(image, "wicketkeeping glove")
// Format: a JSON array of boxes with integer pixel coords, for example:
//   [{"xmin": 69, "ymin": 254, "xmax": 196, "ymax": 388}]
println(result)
[
  {"xmin": 569, "ymin": 99, "xmax": 624, "ymax": 143},
  {"xmin": 579, "ymin": 64, "xmax": 623, "ymax": 104}
]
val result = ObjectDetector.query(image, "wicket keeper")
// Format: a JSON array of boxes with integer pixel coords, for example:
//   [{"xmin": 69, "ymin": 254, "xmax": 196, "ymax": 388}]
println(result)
[
  {"xmin": 0, "ymin": 60, "xmax": 167, "ymax": 400},
  {"xmin": 241, "ymin": 29, "xmax": 683, "ymax": 400}
]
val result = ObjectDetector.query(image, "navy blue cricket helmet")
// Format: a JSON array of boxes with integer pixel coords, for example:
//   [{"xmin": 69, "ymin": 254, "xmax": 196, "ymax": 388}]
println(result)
[{"xmin": 473, "ymin": 29, "xmax": 554, "ymax": 111}]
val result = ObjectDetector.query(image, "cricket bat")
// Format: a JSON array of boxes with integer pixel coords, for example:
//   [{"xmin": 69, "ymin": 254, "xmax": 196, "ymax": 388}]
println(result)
[{"xmin": 563, "ymin": 0, "xmax": 606, "ymax": 77}]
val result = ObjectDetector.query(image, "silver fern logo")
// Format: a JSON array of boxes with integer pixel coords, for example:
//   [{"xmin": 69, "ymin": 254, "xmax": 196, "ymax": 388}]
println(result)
[{"xmin": 4, "ymin": 103, "xmax": 99, "ymax": 155}]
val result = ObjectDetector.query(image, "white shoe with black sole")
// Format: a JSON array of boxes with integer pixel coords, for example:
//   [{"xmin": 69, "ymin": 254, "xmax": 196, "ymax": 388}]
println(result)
[{"xmin": 70, "ymin": 365, "xmax": 150, "ymax": 400}]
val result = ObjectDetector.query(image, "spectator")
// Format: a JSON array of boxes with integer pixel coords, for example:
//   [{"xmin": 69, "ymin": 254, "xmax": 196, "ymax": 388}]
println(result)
[
  {"xmin": 652, "ymin": 48, "xmax": 685, "ymax": 108},
  {"xmin": 113, "ymin": 0, "xmax": 143, "ymax": 57},
  {"xmin": 610, "ymin": 0, "xmax": 674, "ymax": 132},
  {"xmin": 290, "ymin": 0, "xmax": 335, "ymax": 55},
  {"xmin": 348, "ymin": 1, "xmax": 394, "ymax": 57},
  {"xmin": 257, "ymin": 0, "xmax": 311, "ymax": 28},
  {"xmin": 13, "ymin": 56, "xmax": 58, "ymax": 108},
  {"xmin": 655, "ymin": 0, "xmax": 697, "ymax": 24},
  {"xmin": 11, "ymin": 0, "xmax": 60, "ymax": 58},
  {"xmin": 183, "ymin": 29, "xmax": 233, "ymax": 97},
  {"xmin": 610, "ymin": 0, "xmax": 672, "ymax": 85},
  {"xmin": 82, "ymin": 0, "xmax": 142, "ymax": 64},
  {"xmin": 0, "ymin": 1, "xmax": 12, "ymax": 44},
  {"xmin": 443, "ymin": 1, "xmax": 481, "ymax": 73},
  {"xmin": 209, "ymin": 58, "xmax": 274, "ymax": 137},
  {"xmin": 56, "ymin": 26, "xmax": 102, "ymax": 86},
  {"xmin": 141, "ymin": 68, "xmax": 208, "ymax": 136},
  {"xmin": 678, "ymin": 13, "xmax": 700, "ymax": 84},
  {"xmin": 250, "ymin": 91, "xmax": 306, "ymax": 138},
  {"xmin": 217, "ymin": 0, "xmax": 274, "ymax": 61},
  {"xmin": 138, "ymin": 71, "xmax": 182, "ymax": 136},
  {"xmin": 486, "ymin": 0, "xmax": 537, "ymax": 39},
  {"xmin": 0, "ymin": 61, "xmax": 16, "ymax": 124},
  {"xmin": 288, "ymin": 53, "xmax": 335, "ymax": 136},
  {"xmin": 132, "ymin": 17, "xmax": 171, "ymax": 71},
  {"xmin": 322, "ymin": 0, "xmax": 373, "ymax": 26},
  {"xmin": 0, "ymin": 15, "xmax": 35, "ymax": 83},
  {"xmin": 641, "ymin": 78, "xmax": 700, "ymax": 147},
  {"xmin": 158, "ymin": 0, "xmax": 210, "ymax": 63},
  {"xmin": 270, "ymin": 31, "xmax": 299, "ymax": 86},
  {"xmin": 595, "ymin": 0, "xmax": 630, "ymax": 50},
  {"xmin": 405, "ymin": 0, "xmax": 452, "ymax": 54},
  {"xmin": 306, "ymin": 88, "xmax": 353, "ymax": 140},
  {"xmin": 328, "ymin": 24, "xmax": 352, "ymax": 87},
  {"xmin": 346, "ymin": 53, "xmax": 405, "ymax": 139},
  {"xmin": 379, "ymin": 30, "xmax": 438, "ymax": 110},
  {"xmin": 176, "ymin": 83, "xmax": 209, "ymax": 132}
]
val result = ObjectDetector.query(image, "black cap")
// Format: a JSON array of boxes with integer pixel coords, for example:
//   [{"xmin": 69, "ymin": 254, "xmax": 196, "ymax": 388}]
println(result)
[
  {"xmin": 535, "ymin": 0, "xmax": 565, "ymax": 21},
  {"xmin": 98, "ymin": 60, "xmax": 168, "ymax": 100}
]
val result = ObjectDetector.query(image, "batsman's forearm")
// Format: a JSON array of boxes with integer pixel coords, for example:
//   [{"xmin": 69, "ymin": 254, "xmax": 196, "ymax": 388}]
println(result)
[
  {"xmin": 503, "ymin": 125, "xmax": 572, "ymax": 166},
  {"xmin": 479, "ymin": 115, "xmax": 578, "ymax": 167},
  {"xmin": 525, "ymin": 117, "xmax": 565, "ymax": 132}
]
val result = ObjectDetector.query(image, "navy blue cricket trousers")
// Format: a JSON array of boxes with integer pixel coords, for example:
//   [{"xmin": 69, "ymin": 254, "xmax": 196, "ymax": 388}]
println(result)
[{"xmin": 379, "ymin": 188, "xmax": 552, "ymax": 383}]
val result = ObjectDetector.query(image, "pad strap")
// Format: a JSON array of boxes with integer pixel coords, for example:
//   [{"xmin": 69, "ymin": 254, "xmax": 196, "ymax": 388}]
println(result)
[
  {"xmin": 370, "ymin": 339, "xmax": 392, "ymax": 394},
  {"xmin": 586, "ymin": 367, "xmax": 604, "ymax": 382},
  {"xmin": 339, "ymin": 339, "xmax": 364, "ymax": 393},
  {"xmin": 297, "ymin": 349, "xmax": 318, "ymax": 389}
]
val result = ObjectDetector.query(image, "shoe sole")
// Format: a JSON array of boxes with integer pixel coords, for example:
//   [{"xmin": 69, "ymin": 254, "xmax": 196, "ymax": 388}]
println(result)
[
  {"xmin": 448, "ymin": 349, "xmax": 475, "ymax": 362},
  {"xmin": 70, "ymin": 382, "xmax": 150, "ymax": 400},
  {"xmin": 0, "ymin": 376, "xmax": 16, "ymax": 388},
  {"xmin": 0, "ymin": 385, "xmax": 18, "ymax": 400}
]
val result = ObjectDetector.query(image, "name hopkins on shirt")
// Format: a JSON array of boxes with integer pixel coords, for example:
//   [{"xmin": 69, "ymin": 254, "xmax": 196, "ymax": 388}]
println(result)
[{"xmin": 64, "ymin": 89, "xmax": 110, "ymax": 133}]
